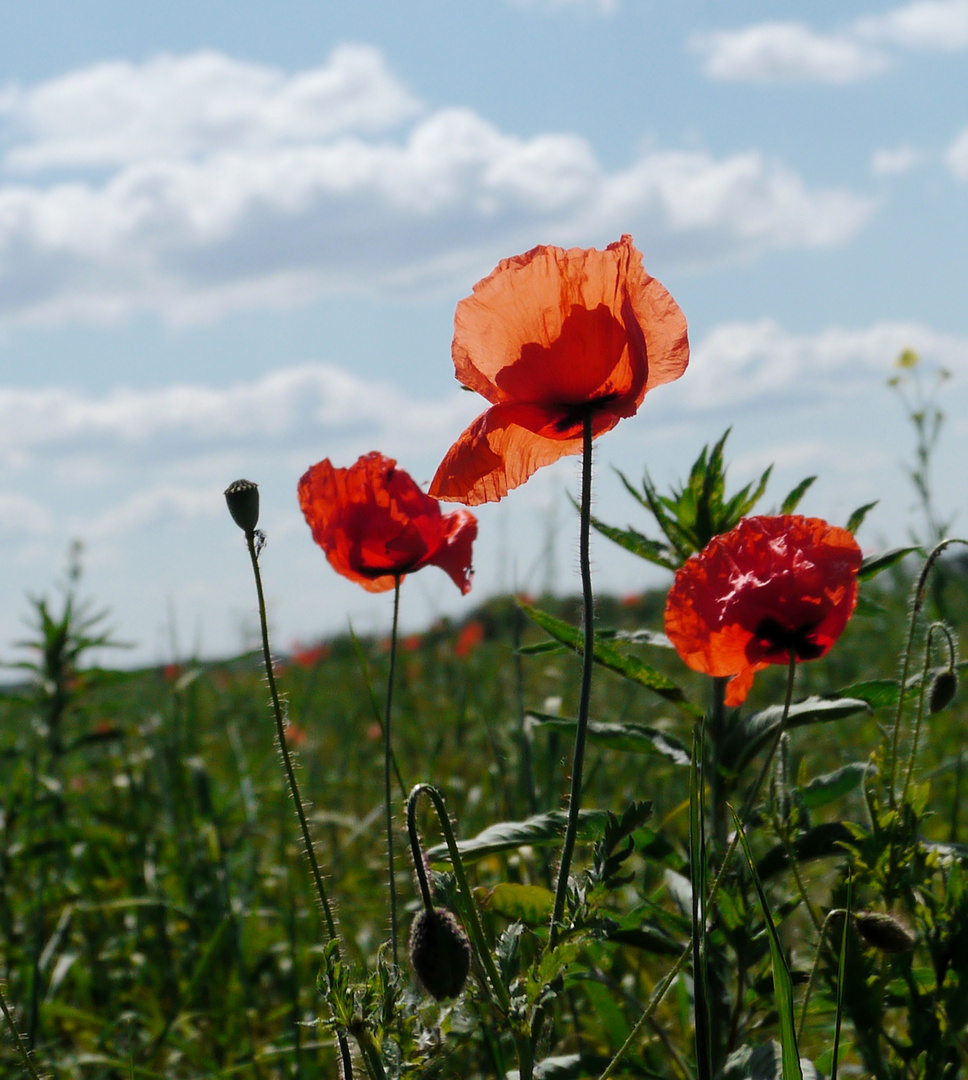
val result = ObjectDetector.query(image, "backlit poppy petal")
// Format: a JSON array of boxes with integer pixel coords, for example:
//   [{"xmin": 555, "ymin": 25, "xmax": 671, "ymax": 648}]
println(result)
[
  {"xmin": 298, "ymin": 452, "xmax": 477, "ymax": 593},
  {"xmin": 431, "ymin": 235, "xmax": 688, "ymax": 504},
  {"xmin": 664, "ymin": 515, "xmax": 862, "ymax": 705}
]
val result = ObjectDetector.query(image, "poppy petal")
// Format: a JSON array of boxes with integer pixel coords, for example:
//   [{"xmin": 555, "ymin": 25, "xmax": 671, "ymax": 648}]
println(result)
[{"xmin": 428, "ymin": 508, "xmax": 478, "ymax": 594}]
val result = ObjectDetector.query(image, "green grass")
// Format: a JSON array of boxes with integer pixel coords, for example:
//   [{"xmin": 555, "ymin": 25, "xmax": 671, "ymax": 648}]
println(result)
[{"xmin": 1, "ymin": 564, "xmax": 967, "ymax": 1078}]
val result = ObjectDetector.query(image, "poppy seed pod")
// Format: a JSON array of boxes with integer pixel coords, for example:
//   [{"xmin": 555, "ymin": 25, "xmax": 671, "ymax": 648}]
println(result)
[
  {"xmin": 929, "ymin": 669, "xmax": 959, "ymax": 715},
  {"xmin": 409, "ymin": 907, "xmax": 472, "ymax": 1000},
  {"xmin": 225, "ymin": 479, "xmax": 260, "ymax": 534},
  {"xmin": 853, "ymin": 910, "xmax": 917, "ymax": 954}
]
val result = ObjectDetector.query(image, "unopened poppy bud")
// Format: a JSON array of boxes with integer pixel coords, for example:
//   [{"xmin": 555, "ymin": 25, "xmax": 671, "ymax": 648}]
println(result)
[
  {"xmin": 929, "ymin": 669, "xmax": 958, "ymax": 715},
  {"xmin": 225, "ymin": 479, "xmax": 260, "ymax": 534},
  {"xmin": 853, "ymin": 910, "xmax": 917, "ymax": 954},
  {"xmin": 408, "ymin": 907, "xmax": 471, "ymax": 1000}
]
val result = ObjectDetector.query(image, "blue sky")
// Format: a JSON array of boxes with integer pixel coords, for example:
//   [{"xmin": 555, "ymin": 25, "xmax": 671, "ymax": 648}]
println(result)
[{"xmin": 1, "ymin": 0, "xmax": 966, "ymax": 667}]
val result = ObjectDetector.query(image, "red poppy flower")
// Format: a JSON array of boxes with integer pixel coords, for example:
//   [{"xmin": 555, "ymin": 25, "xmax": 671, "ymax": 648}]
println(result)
[
  {"xmin": 664, "ymin": 515, "xmax": 862, "ymax": 706},
  {"xmin": 429, "ymin": 234, "xmax": 689, "ymax": 505},
  {"xmin": 298, "ymin": 452, "xmax": 477, "ymax": 594}
]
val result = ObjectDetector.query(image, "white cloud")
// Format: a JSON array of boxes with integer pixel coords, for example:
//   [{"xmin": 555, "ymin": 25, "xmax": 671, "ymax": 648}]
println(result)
[
  {"xmin": 0, "ymin": 45, "xmax": 420, "ymax": 172},
  {"xmin": 0, "ymin": 492, "xmax": 53, "ymax": 537},
  {"xmin": 855, "ymin": 0, "xmax": 968, "ymax": 51},
  {"xmin": 946, "ymin": 125, "xmax": 968, "ymax": 178},
  {"xmin": 0, "ymin": 363, "xmax": 477, "ymax": 466},
  {"xmin": 871, "ymin": 144, "xmax": 923, "ymax": 176},
  {"xmin": 693, "ymin": 23, "xmax": 888, "ymax": 84},
  {"xmin": 696, "ymin": 1, "xmax": 968, "ymax": 85},
  {"xmin": 0, "ymin": 49, "xmax": 874, "ymax": 327},
  {"xmin": 671, "ymin": 318, "xmax": 968, "ymax": 412}
]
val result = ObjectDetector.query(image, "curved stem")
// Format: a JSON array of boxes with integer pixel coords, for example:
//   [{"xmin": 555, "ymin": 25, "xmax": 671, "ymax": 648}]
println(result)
[
  {"xmin": 406, "ymin": 784, "xmax": 511, "ymax": 1014},
  {"xmin": 384, "ymin": 577, "xmax": 402, "ymax": 968},
  {"xmin": 901, "ymin": 622, "xmax": 955, "ymax": 809},
  {"xmin": 550, "ymin": 410, "xmax": 595, "ymax": 947},
  {"xmin": 244, "ymin": 532, "xmax": 354, "ymax": 1079},
  {"xmin": 406, "ymin": 783, "xmax": 435, "ymax": 914},
  {"xmin": 889, "ymin": 538, "xmax": 968, "ymax": 804}
]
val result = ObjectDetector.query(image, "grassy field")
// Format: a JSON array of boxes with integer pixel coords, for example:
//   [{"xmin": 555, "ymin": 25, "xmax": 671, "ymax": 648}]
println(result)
[{"xmin": 1, "ymin": 451, "xmax": 968, "ymax": 1075}]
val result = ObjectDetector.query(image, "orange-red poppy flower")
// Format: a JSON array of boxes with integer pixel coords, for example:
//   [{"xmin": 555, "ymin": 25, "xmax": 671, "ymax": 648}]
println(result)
[
  {"xmin": 664, "ymin": 515, "xmax": 862, "ymax": 706},
  {"xmin": 298, "ymin": 452, "xmax": 477, "ymax": 594},
  {"xmin": 429, "ymin": 235, "xmax": 689, "ymax": 505}
]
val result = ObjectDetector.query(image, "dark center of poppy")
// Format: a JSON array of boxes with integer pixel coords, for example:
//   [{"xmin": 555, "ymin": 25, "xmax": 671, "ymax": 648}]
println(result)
[
  {"xmin": 753, "ymin": 617, "xmax": 825, "ymax": 661},
  {"xmin": 552, "ymin": 392, "xmax": 623, "ymax": 435}
]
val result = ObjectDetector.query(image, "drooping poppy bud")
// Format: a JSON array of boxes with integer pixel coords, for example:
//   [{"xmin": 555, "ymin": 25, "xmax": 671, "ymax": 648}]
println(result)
[
  {"xmin": 225, "ymin": 479, "xmax": 260, "ymax": 534},
  {"xmin": 408, "ymin": 907, "xmax": 472, "ymax": 1000},
  {"xmin": 853, "ymin": 910, "xmax": 917, "ymax": 954},
  {"xmin": 928, "ymin": 668, "xmax": 959, "ymax": 715}
]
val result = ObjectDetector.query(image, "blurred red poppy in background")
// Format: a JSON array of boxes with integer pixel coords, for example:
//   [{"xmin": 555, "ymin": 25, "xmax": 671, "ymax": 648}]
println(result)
[
  {"xmin": 299, "ymin": 452, "xmax": 477, "ymax": 594},
  {"xmin": 429, "ymin": 234, "xmax": 689, "ymax": 505},
  {"xmin": 454, "ymin": 619, "xmax": 485, "ymax": 658},
  {"xmin": 664, "ymin": 515, "xmax": 862, "ymax": 706}
]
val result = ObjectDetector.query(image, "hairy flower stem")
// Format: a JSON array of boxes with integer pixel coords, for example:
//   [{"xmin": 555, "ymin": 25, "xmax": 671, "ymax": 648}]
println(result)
[
  {"xmin": 889, "ymin": 538, "xmax": 967, "ymax": 806},
  {"xmin": 244, "ymin": 531, "xmax": 354, "ymax": 1080},
  {"xmin": 385, "ymin": 576, "xmax": 402, "ymax": 968},
  {"xmin": 739, "ymin": 655, "xmax": 798, "ymax": 826},
  {"xmin": 407, "ymin": 784, "xmax": 533, "ymax": 1080},
  {"xmin": 0, "ymin": 982, "xmax": 42, "ymax": 1080},
  {"xmin": 550, "ymin": 410, "xmax": 595, "ymax": 948}
]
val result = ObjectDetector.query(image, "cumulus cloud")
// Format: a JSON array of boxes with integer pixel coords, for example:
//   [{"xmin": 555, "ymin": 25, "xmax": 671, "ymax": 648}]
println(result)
[
  {"xmin": 0, "ymin": 47, "xmax": 874, "ymax": 327},
  {"xmin": 672, "ymin": 318, "xmax": 968, "ymax": 412},
  {"xmin": 0, "ymin": 363, "xmax": 477, "ymax": 469},
  {"xmin": 693, "ymin": 23, "xmax": 887, "ymax": 84},
  {"xmin": 695, "ymin": 0, "xmax": 968, "ymax": 84},
  {"xmin": 946, "ymin": 125, "xmax": 968, "ymax": 178}
]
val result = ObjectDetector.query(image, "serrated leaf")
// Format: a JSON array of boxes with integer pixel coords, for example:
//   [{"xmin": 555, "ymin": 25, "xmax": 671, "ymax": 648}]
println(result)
[
  {"xmin": 477, "ymin": 883, "xmax": 554, "ymax": 925},
  {"xmin": 426, "ymin": 809, "xmax": 608, "ymax": 864},
  {"xmin": 520, "ymin": 603, "xmax": 701, "ymax": 718},
  {"xmin": 722, "ymin": 697, "xmax": 871, "ymax": 774},
  {"xmin": 528, "ymin": 714, "xmax": 690, "ymax": 765},
  {"xmin": 801, "ymin": 763, "xmax": 870, "ymax": 810},
  {"xmin": 779, "ymin": 476, "xmax": 817, "ymax": 515},
  {"xmin": 859, "ymin": 546, "xmax": 919, "ymax": 580},
  {"xmin": 589, "ymin": 515, "xmax": 678, "ymax": 570}
]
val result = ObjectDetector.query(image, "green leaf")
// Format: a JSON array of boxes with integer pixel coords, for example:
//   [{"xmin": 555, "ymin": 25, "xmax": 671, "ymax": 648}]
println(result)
[
  {"xmin": 588, "ymin": 515, "xmax": 678, "ymax": 570},
  {"xmin": 779, "ymin": 476, "xmax": 817, "ymax": 515},
  {"xmin": 733, "ymin": 812, "xmax": 803, "ymax": 1080},
  {"xmin": 477, "ymin": 883, "xmax": 554, "ymax": 925},
  {"xmin": 520, "ymin": 603, "xmax": 701, "ymax": 718},
  {"xmin": 836, "ymin": 679, "xmax": 898, "ymax": 709},
  {"xmin": 859, "ymin": 546, "xmax": 919, "ymax": 580},
  {"xmin": 426, "ymin": 809, "xmax": 608, "ymax": 864},
  {"xmin": 528, "ymin": 713, "xmax": 690, "ymax": 765},
  {"xmin": 845, "ymin": 501, "xmax": 878, "ymax": 535},
  {"xmin": 801, "ymin": 763, "xmax": 870, "ymax": 810},
  {"xmin": 722, "ymin": 697, "xmax": 871, "ymax": 774}
]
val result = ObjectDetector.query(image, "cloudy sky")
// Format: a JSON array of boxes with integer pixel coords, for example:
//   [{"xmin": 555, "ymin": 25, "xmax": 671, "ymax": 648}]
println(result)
[{"xmin": 2, "ymin": 0, "xmax": 966, "ymax": 668}]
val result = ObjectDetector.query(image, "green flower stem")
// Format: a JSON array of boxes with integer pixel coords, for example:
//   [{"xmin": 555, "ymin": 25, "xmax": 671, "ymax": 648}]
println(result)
[
  {"xmin": 244, "ymin": 530, "xmax": 354, "ymax": 1080},
  {"xmin": 0, "ymin": 982, "xmax": 42, "ymax": 1080},
  {"xmin": 550, "ymin": 409, "xmax": 595, "ymax": 948},
  {"xmin": 901, "ymin": 622, "xmax": 951, "ymax": 809},
  {"xmin": 597, "ymin": 827, "xmax": 742, "ymax": 1080},
  {"xmin": 384, "ymin": 576, "xmax": 402, "ymax": 969},
  {"xmin": 739, "ymin": 654, "xmax": 798, "ymax": 825},
  {"xmin": 889, "ymin": 538, "xmax": 967, "ymax": 805},
  {"xmin": 406, "ymin": 784, "xmax": 533, "ymax": 1079}
]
